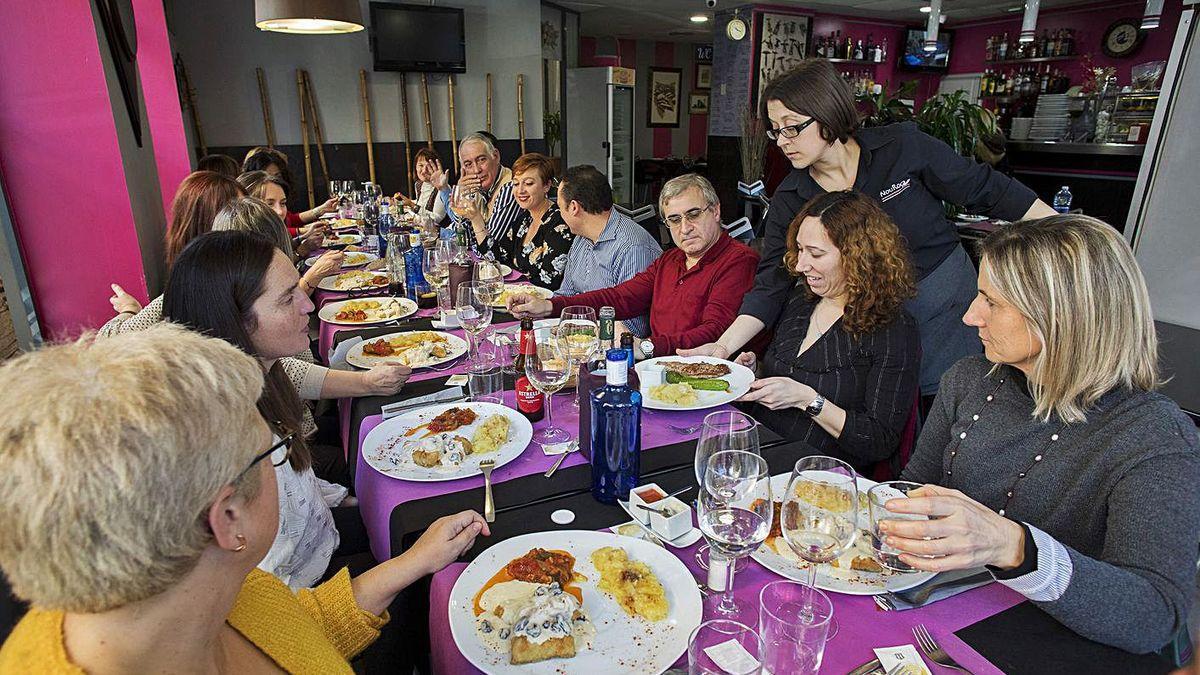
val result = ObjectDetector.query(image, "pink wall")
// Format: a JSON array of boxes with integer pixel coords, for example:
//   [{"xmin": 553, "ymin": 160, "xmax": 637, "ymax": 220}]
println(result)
[
  {"xmin": 949, "ymin": 0, "xmax": 1183, "ymax": 86},
  {"xmin": 0, "ymin": 3, "xmax": 149, "ymax": 339},
  {"xmin": 134, "ymin": 0, "xmax": 193, "ymax": 220}
]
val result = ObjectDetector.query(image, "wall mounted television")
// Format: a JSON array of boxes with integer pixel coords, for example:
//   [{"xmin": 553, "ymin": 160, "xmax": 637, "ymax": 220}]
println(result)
[
  {"xmin": 899, "ymin": 27, "xmax": 952, "ymax": 71},
  {"xmin": 370, "ymin": 2, "xmax": 466, "ymax": 73}
]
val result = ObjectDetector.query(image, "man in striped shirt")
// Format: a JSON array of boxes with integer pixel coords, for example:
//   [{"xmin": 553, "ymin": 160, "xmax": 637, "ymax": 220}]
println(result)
[
  {"xmin": 551, "ymin": 165, "xmax": 661, "ymax": 337},
  {"xmin": 442, "ymin": 132, "xmax": 524, "ymax": 249}
]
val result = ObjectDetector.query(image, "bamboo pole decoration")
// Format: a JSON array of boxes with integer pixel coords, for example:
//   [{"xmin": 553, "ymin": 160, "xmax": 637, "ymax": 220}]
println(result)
[
  {"xmin": 359, "ymin": 69, "xmax": 376, "ymax": 184},
  {"xmin": 447, "ymin": 74, "xmax": 459, "ymax": 169},
  {"xmin": 420, "ymin": 73, "xmax": 434, "ymax": 149},
  {"xmin": 256, "ymin": 67, "xmax": 276, "ymax": 147},
  {"xmin": 485, "ymin": 73, "xmax": 493, "ymax": 133},
  {"xmin": 301, "ymin": 70, "xmax": 330, "ymax": 190},
  {"xmin": 296, "ymin": 69, "xmax": 314, "ymax": 208},
  {"xmin": 400, "ymin": 72, "xmax": 413, "ymax": 189},
  {"xmin": 175, "ymin": 55, "xmax": 206, "ymax": 156},
  {"xmin": 516, "ymin": 74, "xmax": 526, "ymax": 155}
]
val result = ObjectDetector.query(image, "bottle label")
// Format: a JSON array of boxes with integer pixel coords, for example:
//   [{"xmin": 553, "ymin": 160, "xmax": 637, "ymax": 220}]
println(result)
[
  {"xmin": 607, "ymin": 358, "xmax": 628, "ymax": 387},
  {"xmin": 519, "ymin": 329, "xmax": 535, "ymax": 356},
  {"xmin": 515, "ymin": 376, "xmax": 544, "ymax": 413}
]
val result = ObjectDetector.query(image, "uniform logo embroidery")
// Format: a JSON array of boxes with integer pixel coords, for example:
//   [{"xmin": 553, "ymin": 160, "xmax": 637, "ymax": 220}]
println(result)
[{"xmin": 879, "ymin": 179, "xmax": 911, "ymax": 203}]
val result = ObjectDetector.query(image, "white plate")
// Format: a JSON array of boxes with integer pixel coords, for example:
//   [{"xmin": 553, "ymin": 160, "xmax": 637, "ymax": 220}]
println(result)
[
  {"xmin": 329, "ymin": 218, "xmax": 359, "ymax": 230},
  {"xmin": 491, "ymin": 283, "xmax": 553, "ymax": 308},
  {"xmin": 362, "ymin": 402, "xmax": 531, "ymax": 482},
  {"xmin": 315, "ymin": 270, "xmax": 391, "ymax": 292},
  {"xmin": 307, "ymin": 252, "xmax": 378, "ymax": 269},
  {"xmin": 449, "ymin": 530, "xmax": 703, "ymax": 674},
  {"xmin": 317, "ymin": 296, "xmax": 417, "ymax": 326},
  {"xmin": 634, "ymin": 356, "xmax": 755, "ymax": 411},
  {"xmin": 324, "ymin": 233, "xmax": 363, "ymax": 247},
  {"xmin": 750, "ymin": 473, "xmax": 935, "ymax": 596},
  {"xmin": 346, "ymin": 330, "xmax": 468, "ymax": 369}
]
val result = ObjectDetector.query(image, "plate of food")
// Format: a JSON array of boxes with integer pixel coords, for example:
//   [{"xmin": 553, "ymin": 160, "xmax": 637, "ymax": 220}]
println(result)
[
  {"xmin": 324, "ymin": 233, "xmax": 363, "ymax": 248},
  {"xmin": 317, "ymin": 297, "xmax": 417, "ymax": 326},
  {"xmin": 634, "ymin": 356, "xmax": 755, "ymax": 411},
  {"xmin": 750, "ymin": 473, "xmax": 935, "ymax": 596},
  {"xmin": 346, "ymin": 330, "xmax": 468, "ymax": 369},
  {"xmin": 329, "ymin": 217, "xmax": 359, "ymax": 230},
  {"xmin": 308, "ymin": 251, "xmax": 378, "ymax": 269},
  {"xmin": 362, "ymin": 402, "xmax": 532, "ymax": 482},
  {"xmin": 449, "ymin": 531, "xmax": 702, "ymax": 674},
  {"xmin": 491, "ymin": 284, "xmax": 553, "ymax": 308},
  {"xmin": 317, "ymin": 269, "xmax": 390, "ymax": 292}
]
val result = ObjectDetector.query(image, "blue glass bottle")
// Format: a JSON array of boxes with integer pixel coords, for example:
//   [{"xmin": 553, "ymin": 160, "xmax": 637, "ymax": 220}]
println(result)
[{"xmin": 591, "ymin": 348, "xmax": 642, "ymax": 505}]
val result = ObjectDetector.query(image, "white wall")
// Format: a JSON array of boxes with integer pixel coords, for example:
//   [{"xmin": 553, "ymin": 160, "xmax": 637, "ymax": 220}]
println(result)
[{"xmin": 166, "ymin": 0, "xmax": 544, "ymax": 148}]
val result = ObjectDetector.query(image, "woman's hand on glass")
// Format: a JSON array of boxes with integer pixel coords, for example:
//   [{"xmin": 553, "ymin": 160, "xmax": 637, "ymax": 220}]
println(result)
[
  {"xmin": 739, "ymin": 377, "xmax": 816, "ymax": 410},
  {"xmin": 734, "ymin": 351, "xmax": 756, "ymax": 370},
  {"xmin": 407, "ymin": 510, "xmax": 491, "ymax": 575},
  {"xmin": 362, "ymin": 363, "xmax": 412, "ymax": 395},
  {"xmin": 109, "ymin": 283, "xmax": 142, "ymax": 315},
  {"xmin": 308, "ymin": 250, "xmax": 344, "ymax": 279},
  {"xmin": 879, "ymin": 484, "xmax": 1026, "ymax": 572},
  {"xmin": 678, "ymin": 342, "xmax": 730, "ymax": 359}
]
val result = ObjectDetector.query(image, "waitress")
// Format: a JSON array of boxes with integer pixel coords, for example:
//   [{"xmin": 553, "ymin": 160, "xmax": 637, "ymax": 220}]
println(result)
[{"xmin": 685, "ymin": 60, "xmax": 1056, "ymax": 401}]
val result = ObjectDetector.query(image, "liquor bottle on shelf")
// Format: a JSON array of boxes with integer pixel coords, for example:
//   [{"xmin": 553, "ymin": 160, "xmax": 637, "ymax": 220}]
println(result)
[
  {"xmin": 815, "ymin": 36, "xmax": 824, "ymax": 58},
  {"xmin": 590, "ymin": 348, "xmax": 642, "ymax": 505},
  {"xmin": 865, "ymin": 34, "xmax": 875, "ymax": 60},
  {"xmin": 880, "ymin": 37, "xmax": 888, "ymax": 62},
  {"xmin": 514, "ymin": 319, "xmax": 545, "ymax": 423},
  {"xmin": 854, "ymin": 40, "xmax": 864, "ymax": 61},
  {"xmin": 844, "ymin": 35, "xmax": 853, "ymax": 60},
  {"xmin": 998, "ymin": 33, "xmax": 1009, "ymax": 60}
]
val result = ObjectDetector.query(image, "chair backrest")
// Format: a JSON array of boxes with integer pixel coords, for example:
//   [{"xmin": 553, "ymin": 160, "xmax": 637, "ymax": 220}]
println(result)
[
  {"xmin": 615, "ymin": 204, "xmax": 667, "ymax": 244},
  {"xmin": 870, "ymin": 391, "xmax": 921, "ymax": 482},
  {"xmin": 723, "ymin": 216, "xmax": 755, "ymax": 243}
]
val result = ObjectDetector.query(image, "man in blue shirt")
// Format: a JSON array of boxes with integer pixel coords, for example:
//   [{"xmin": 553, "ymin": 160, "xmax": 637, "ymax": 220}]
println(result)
[{"xmin": 554, "ymin": 165, "xmax": 661, "ymax": 337}]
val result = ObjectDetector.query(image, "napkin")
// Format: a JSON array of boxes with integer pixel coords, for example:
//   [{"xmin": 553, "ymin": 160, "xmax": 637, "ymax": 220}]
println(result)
[
  {"xmin": 886, "ymin": 568, "xmax": 994, "ymax": 611},
  {"xmin": 328, "ymin": 336, "xmax": 363, "ymax": 370}
]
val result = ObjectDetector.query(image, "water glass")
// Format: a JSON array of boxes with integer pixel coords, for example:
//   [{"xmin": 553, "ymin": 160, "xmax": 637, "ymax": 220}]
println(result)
[
  {"xmin": 467, "ymin": 360, "xmax": 504, "ymax": 405},
  {"xmin": 698, "ymin": 450, "xmax": 771, "ymax": 622},
  {"xmin": 759, "ymin": 580, "xmax": 833, "ymax": 675},
  {"xmin": 687, "ymin": 619, "xmax": 764, "ymax": 675},
  {"xmin": 868, "ymin": 481, "xmax": 927, "ymax": 572}
]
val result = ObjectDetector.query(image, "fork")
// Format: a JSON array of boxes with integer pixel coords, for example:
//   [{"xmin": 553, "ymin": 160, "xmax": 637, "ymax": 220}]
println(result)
[
  {"xmin": 874, "ymin": 594, "xmax": 895, "ymax": 611},
  {"xmin": 912, "ymin": 624, "xmax": 974, "ymax": 674},
  {"xmin": 479, "ymin": 459, "xmax": 496, "ymax": 523},
  {"xmin": 668, "ymin": 422, "xmax": 702, "ymax": 435}
]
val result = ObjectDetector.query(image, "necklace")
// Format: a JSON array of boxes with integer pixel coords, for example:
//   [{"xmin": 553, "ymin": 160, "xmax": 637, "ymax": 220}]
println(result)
[{"xmin": 943, "ymin": 375, "xmax": 1069, "ymax": 517}]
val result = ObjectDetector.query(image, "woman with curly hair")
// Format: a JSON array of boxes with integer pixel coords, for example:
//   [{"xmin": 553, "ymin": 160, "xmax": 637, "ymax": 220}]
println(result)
[{"xmin": 734, "ymin": 190, "xmax": 920, "ymax": 470}]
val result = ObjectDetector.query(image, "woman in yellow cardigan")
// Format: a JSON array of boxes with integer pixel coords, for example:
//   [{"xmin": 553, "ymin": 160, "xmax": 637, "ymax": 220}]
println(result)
[{"xmin": 0, "ymin": 324, "xmax": 489, "ymax": 673}]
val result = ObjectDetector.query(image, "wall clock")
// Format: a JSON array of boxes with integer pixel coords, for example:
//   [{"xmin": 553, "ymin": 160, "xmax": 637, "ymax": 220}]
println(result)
[
  {"xmin": 1102, "ymin": 19, "xmax": 1145, "ymax": 58},
  {"xmin": 726, "ymin": 17, "xmax": 747, "ymax": 41}
]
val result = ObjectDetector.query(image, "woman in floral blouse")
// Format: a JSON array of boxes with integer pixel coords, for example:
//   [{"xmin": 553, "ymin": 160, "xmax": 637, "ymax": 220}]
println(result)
[{"xmin": 479, "ymin": 153, "xmax": 573, "ymax": 290}]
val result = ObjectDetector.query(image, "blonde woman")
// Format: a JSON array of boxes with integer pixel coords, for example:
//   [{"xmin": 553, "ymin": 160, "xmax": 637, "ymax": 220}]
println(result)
[
  {"xmin": 0, "ymin": 324, "xmax": 488, "ymax": 672},
  {"xmin": 888, "ymin": 215, "xmax": 1200, "ymax": 654}
]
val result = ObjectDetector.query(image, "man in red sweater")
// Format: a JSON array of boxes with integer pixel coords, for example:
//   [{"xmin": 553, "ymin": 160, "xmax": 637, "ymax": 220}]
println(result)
[{"xmin": 507, "ymin": 174, "xmax": 760, "ymax": 359}]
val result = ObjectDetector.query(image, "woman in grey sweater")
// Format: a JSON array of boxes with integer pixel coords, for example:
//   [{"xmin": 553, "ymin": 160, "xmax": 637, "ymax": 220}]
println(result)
[{"xmin": 888, "ymin": 215, "xmax": 1200, "ymax": 654}]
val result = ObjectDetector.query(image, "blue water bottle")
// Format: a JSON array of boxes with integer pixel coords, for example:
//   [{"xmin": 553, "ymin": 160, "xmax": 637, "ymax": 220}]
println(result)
[
  {"xmin": 1053, "ymin": 186, "xmax": 1072, "ymax": 213},
  {"xmin": 590, "ymin": 348, "xmax": 642, "ymax": 504}
]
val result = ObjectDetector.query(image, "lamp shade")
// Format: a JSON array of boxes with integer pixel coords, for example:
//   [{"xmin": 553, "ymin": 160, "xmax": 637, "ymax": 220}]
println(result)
[
  {"xmin": 255, "ymin": 0, "xmax": 364, "ymax": 34},
  {"xmin": 1019, "ymin": 0, "xmax": 1040, "ymax": 43},
  {"xmin": 1142, "ymin": 0, "xmax": 1164, "ymax": 29},
  {"xmin": 924, "ymin": 0, "xmax": 941, "ymax": 52}
]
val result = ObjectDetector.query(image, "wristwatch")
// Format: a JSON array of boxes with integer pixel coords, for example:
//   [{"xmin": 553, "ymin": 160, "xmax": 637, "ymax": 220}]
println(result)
[
  {"xmin": 804, "ymin": 394, "xmax": 826, "ymax": 417},
  {"xmin": 639, "ymin": 339, "xmax": 655, "ymax": 359}
]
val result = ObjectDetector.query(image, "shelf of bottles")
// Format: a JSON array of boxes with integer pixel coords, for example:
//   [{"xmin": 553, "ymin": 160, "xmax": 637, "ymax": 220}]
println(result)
[
  {"xmin": 813, "ymin": 30, "xmax": 889, "ymax": 65},
  {"xmin": 980, "ymin": 65, "xmax": 1071, "ymax": 100},
  {"xmin": 984, "ymin": 28, "xmax": 1077, "ymax": 63}
]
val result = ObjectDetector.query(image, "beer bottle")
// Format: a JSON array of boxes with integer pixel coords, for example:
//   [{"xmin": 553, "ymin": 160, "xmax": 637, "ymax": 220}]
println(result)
[{"xmin": 514, "ymin": 319, "xmax": 544, "ymax": 422}]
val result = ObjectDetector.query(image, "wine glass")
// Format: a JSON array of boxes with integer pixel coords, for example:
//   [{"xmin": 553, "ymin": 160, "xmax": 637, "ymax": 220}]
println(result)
[
  {"xmin": 456, "ymin": 281, "xmax": 493, "ymax": 367},
  {"xmin": 780, "ymin": 456, "xmax": 859, "ymax": 639},
  {"xmin": 423, "ymin": 247, "xmax": 451, "ymax": 319},
  {"xmin": 697, "ymin": 449, "xmax": 771, "ymax": 622},
  {"xmin": 687, "ymin": 619, "xmax": 765, "ymax": 675},
  {"xmin": 558, "ymin": 306, "xmax": 598, "ymax": 410},
  {"xmin": 524, "ymin": 328, "xmax": 572, "ymax": 447},
  {"xmin": 473, "ymin": 259, "xmax": 505, "ymax": 305},
  {"xmin": 694, "ymin": 411, "xmax": 761, "ymax": 577}
]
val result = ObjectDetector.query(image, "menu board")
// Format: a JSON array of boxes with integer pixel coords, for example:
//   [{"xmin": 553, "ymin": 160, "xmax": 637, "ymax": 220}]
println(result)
[{"xmin": 756, "ymin": 13, "xmax": 811, "ymax": 102}]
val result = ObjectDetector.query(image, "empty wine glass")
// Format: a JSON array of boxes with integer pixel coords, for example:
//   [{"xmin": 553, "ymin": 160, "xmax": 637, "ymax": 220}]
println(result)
[
  {"xmin": 524, "ymin": 328, "xmax": 572, "ymax": 447},
  {"xmin": 474, "ymin": 259, "xmax": 505, "ymax": 304},
  {"xmin": 456, "ymin": 281, "xmax": 493, "ymax": 367},
  {"xmin": 780, "ymin": 455, "xmax": 859, "ymax": 640},
  {"xmin": 698, "ymin": 450, "xmax": 771, "ymax": 622}
]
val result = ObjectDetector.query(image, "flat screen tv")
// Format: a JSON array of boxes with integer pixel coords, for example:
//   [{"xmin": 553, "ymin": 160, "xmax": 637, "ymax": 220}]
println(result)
[
  {"xmin": 900, "ymin": 27, "xmax": 952, "ymax": 71},
  {"xmin": 370, "ymin": 2, "xmax": 466, "ymax": 73}
]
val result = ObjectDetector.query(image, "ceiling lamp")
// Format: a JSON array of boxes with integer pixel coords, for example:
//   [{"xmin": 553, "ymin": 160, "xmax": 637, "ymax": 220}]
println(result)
[
  {"xmin": 924, "ymin": 0, "xmax": 941, "ymax": 52},
  {"xmin": 690, "ymin": 14, "xmax": 710, "ymax": 23},
  {"xmin": 1019, "ymin": 0, "xmax": 1040, "ymax": 43},
  {"xmin": 1142, "ymin": 0, "xmax": 1164, "ymax": 29},
  {"xmin": 255, "ymin": 0, "xmax": 364, "ymax": 34}
]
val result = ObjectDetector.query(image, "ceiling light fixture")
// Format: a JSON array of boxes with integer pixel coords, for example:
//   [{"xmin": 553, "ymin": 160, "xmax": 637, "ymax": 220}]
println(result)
[
  {"xmin": 254, "ymin": 0, "xmax": 364, "ymax": 35},
  {"xmin": 1141, "ymin": 0, "xmax": 1164, "ymax": 29},
  {"xmin": 1019, "ymin": 0, "xmax": 1040, "ymax": 43},
  {"xmin": 690, "ymin": 14, "xmax": 710, "ymax": 23},
  {"xmin": 920, "ymin": 5, "xmax": 931, "ymax": 12},
  {"xmin": 924, "ymin": 0, "xmax": 941, "ymax": 52}
]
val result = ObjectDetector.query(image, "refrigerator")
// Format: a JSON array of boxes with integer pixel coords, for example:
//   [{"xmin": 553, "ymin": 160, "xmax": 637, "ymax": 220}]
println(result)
[{"xmin": 565, "ymin": 67, "xmax": 635, "ymax": 206}]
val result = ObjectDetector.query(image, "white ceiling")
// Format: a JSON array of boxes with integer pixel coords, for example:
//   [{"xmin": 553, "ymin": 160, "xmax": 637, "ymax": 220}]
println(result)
[{"xmin": 565, "ymin": 0, "xmax": 1103, "ymax": 41}]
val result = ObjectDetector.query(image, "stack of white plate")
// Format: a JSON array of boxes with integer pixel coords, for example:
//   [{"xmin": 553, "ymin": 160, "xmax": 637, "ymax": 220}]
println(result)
[{"xmin": 1029, "ymin": 94, "xmax": 1069, "ymax": 141}]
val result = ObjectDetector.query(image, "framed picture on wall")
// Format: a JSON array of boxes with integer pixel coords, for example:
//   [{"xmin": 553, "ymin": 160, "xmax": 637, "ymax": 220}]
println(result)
[
  {"xmin": 754, "ymin": 12, "xmax": 812, "ymax": 103},
  {"xmin": 689, "ymin": 93, "xmax": 710, "ymax": 115},
  {"xmin": 647, "ymin": 67, "xmax": 682, "ymax": 128},
  {"xmin": 695, "ymin": 63, "xmax": 712, "ymax": 90}
]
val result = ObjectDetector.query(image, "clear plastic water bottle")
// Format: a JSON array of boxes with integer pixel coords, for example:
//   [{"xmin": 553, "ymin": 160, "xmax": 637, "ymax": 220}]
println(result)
[
  {"xmin": 590, "ymin": 348, "xmax": 642, "ymax": 505},
  {"xmin": 1053, "ymin": 186, "xmax": 1072, "ymax": 213}
]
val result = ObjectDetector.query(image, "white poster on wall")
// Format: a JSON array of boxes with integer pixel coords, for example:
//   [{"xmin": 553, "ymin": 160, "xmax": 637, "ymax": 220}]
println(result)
[{"xmin": 756, "ymin": 13, "xmax": 811, "ymax": 102}]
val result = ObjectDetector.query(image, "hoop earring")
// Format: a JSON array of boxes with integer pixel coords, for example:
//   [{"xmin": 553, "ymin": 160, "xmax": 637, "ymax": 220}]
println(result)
[{"xmin": 233, "ymin": 534, "xmax": 247, "ymax": 553}]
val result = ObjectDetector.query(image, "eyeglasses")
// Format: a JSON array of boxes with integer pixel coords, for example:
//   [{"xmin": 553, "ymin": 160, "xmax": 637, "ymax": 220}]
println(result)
[
  {"xmin": 234, "ymin": 430, "xmax": 296, "ymax": 482},
  {"xmin": 663, "ymin": 203, "xmax": 714, "ymax": 229},
  {"xmin": 765, "ymin": 117, "xmax": 817, "ymax": 141}
]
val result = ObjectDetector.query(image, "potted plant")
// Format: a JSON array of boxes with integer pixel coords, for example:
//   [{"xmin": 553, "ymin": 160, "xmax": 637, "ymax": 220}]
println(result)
[
  {"xmin": 543, "ymin": 111, "xmax": 561, "ymax": 158},
  {"xmin": 856, "ymin": 80, "xmax": 916, "ymax": 128},
  {"xmin": 914, "ymin": 89, "xmax": 999, "ymax": 159}
]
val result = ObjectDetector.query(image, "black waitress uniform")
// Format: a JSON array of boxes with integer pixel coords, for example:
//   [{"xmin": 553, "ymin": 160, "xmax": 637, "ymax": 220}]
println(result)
[{"xmin": 741, "ymin": 121, "xmax": 1039, "ymax": 395}]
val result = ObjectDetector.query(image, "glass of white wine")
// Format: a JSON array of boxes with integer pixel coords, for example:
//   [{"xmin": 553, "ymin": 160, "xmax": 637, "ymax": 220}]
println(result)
[
  {"xmin": 474, "ymin": 259, "xmax": 505, "ymax": 305},
  {"xmin": 525, "ymin": 327, "xmax": 572, "ymax": 447},
  {"xmin": 557, "ymin": 306, "xmax": 598, "ymax": 410},
  {"xmin": 780, "ymin": 455, "xmax": 858, "ymax": 640},
  {"xmin": 423, "ymin": 246, "xmax": 451, "ymax": 319}
]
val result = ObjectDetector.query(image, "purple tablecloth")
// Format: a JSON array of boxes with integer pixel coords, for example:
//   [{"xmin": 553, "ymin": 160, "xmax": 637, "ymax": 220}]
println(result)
[
  {"xmin": 427, "ymin": 532, "xmax": 1023, "ymax": 674},
  {"xmin": 353, "ymin": 395, "xmax": 727, "ymax": 563}
]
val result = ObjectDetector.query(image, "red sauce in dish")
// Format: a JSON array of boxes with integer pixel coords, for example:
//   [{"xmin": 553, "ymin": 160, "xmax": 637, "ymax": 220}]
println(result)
[{"xmin": 636, "ymin": 488, "xmax": 666, "ymax": 504}]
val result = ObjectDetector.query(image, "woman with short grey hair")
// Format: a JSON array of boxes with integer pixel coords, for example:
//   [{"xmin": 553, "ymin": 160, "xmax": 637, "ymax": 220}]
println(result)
[{"xmin": 891, "ymin": 214, "xmax": 1200, "ymax": 654}]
